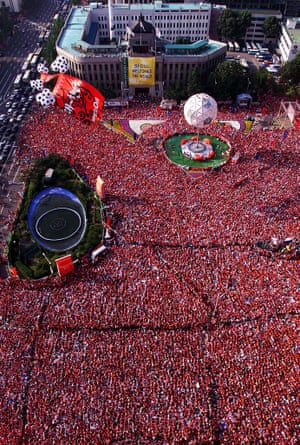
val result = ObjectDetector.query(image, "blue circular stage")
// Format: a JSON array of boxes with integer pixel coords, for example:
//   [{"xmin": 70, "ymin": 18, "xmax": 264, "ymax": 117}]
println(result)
[{"xmin": 28, "ymin": 187, "xmax": 87, "ymax": 252}]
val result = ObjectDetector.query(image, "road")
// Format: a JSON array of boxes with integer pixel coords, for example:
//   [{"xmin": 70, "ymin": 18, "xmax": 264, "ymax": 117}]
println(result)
[
  {"xmin": 0, "ymin": 0, "xmax": 65, "ymax": 278},
  {"xmin": 0, "ymin": 0, "xmax": 59, "ymax": 107}
]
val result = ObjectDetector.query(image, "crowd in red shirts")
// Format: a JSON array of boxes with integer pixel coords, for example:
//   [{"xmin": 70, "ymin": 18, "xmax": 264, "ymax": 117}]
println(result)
[{"xmin": 0, "ymin": 95, "xmax": 298, "ymax": 444}]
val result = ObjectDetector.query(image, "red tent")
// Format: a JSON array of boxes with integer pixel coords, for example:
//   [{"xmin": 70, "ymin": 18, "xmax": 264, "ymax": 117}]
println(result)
[{"xmin": 55, "ymin": 255, "xmax": 74, "ymax": 277}]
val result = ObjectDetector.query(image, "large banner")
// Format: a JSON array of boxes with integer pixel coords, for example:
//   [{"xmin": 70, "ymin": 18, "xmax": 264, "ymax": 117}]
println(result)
[
  {"xmin": 128, "ymin": 57, "xmax": 155, "ymax": 86},
  {"xmin": 40, "ymin": 73, "xmax": 105, "ymax": 123}
]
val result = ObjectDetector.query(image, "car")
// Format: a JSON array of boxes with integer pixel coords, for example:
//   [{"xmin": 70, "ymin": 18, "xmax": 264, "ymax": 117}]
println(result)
[
  {"xmin": 10, "ymin": 124, "xmax": 19, "ymax": 133},
  {"xmin": 16, "ymin": 114, "xmax": 24, "ymax": 122},
  {"xmin": 270, "ymin": 64, "xmax": 280, "ymax": 70},
  {"xmin": 3, "ymin": 127, "xmax": 11, "ymax": 136},
  {"xmin": 11, "ymin": 91, "xmax": 22, "ymax": 100},
  {"xmin": 0, "ymin": 140, "xmax": 7, "ymax": 150},
  {"xmin": 7, "ymin": 108, "xmax": 14, "ymax": 115},
  {"xmin": 0, "ymin": 114, "xmax": 8, "ymax": 123},
  {"xmin": 5, "ymin": 101, "xmax": 12, "ymax": 108},
  {"xmin": 21, "ymin": 62, "xmax": 29, "ymax": 72},
  {"xmin": 6, "ymin": 133, "xmax": 15, "ymax": 142}
]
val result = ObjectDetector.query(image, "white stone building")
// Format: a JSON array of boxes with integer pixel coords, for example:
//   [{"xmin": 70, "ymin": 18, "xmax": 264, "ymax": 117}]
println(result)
[
  {"xmin": 279, "ymin": 18, "xmax": 300, "ymax": 63},
  {"xmin": 56, "ymin": 2, "xmax": 226, "ymax": 98},
  {"xmin": 1, "ymin": 0, "xmax": 22, "ymax": 13}
]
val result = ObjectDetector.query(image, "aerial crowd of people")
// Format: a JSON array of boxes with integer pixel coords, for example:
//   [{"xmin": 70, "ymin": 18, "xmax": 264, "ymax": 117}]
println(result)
[{"xmin": 0, "ymin": 94, "xmax": 298, "ymax": 444}]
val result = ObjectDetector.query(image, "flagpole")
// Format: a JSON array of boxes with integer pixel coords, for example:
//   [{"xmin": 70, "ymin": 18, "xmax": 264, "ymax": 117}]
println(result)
[{"xmin": 108, "ymin": 0, "xmax": 113, "ymax": 41}]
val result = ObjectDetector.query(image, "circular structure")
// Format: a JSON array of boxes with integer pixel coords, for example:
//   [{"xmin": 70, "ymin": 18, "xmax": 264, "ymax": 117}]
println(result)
[
  {"xmin": 164, "ymin": 133, "xmax": 232, "ymax": 176},
  {"xmin": 181, "ymin": 137, "xmax": 214, "ymax": 161},
  {"xmin": 184, "ymin": 93, "xmax": 218, "ymax": 128},
  {"xmin": 28, "ymin": 187, "xmax": 87, "ymax": 252},
  {"xmin": 36, "ymin": 208, "xmax": 82, "ymax": 241}
]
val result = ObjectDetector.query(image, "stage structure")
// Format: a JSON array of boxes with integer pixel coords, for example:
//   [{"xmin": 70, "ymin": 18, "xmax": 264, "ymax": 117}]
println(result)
[{"xmin": 277, "ymin": 100, "xmax": 300, "ymax": 128}]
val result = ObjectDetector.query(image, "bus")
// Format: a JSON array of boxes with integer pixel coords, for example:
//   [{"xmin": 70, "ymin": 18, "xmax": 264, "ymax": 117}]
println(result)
[
  {"xmin": 30, "ymin": 55, "xmax": 39, "ymax": 68},
  {"xmin": 234, "ymin": 42, "xmax": 240, "ymax": 52},
  {"xmin": 22, "ymin": 69, "xmax": 31, "ymax": 83},
  {"xmin": 25, "ymin": 52, "xmax": 34, "ymax": 65},
  {"xmin": 228, "ymin": 41, "xmax": 235, "ymax": 51},
  {"xmin": 13, "ymin": 73, "xmax": 23, "ymax": 89},
  {"xmin": 21, "ymin": 61, "xmax": 29, "ymax": 72},
  {"xmin": 38, "ymin": 30, "xmax": 46, "ymax": 43},
  {"xmin": 245, "ymin": 42, "xmax": 252, "ymax": 52},
  {"xmin": 33, "ymin": 47, "xmax": 43, "ymax": 58}
]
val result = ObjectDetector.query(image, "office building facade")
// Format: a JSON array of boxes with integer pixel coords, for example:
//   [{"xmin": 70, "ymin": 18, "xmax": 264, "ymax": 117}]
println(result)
[{"xmin": 56, "ymin": 3, "xmax": 226, "ymax": 98}]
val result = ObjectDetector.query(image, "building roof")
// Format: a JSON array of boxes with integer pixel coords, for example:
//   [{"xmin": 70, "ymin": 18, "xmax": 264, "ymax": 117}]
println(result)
[
  {"xmin": 286, "ymin": 18, "xmax": 300, "ymax": 44},
  {"xmin": 131, "ymin": 15, "xmax": 155, "ymax": 35},
  {"xmin": 56, "ymin": 3, "xmax": 221, "ymax": 58},
  {"xmin": 89, "ymin": 1, "xmax": 211, "ymax": 12},
  {"xmin": 164, "ymin": 39, "xmax": 209, "ymax": 50}
]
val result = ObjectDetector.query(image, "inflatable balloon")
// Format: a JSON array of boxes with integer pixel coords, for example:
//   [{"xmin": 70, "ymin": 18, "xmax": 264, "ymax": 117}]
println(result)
[
  {"xmin": 36, "ymin": 88, "xmax": 56, "ymax": 108},
  {"xmin": 51, "ymin": 55, "xmax": 69, "ymax": 73},
  {"xmin": 30, "ymin": 79, "xmax": 44, "ymax": 91},
  {"xmin": 37, "ymin": 63, "xmax": 49, "ymax": 74},
  {"xmin": 184, "ymin": 93, "xmax": 218, "ymax": 128},
  {"xmin": 30, "ymin": 54, "xmax": 105, "ymax": 123}
]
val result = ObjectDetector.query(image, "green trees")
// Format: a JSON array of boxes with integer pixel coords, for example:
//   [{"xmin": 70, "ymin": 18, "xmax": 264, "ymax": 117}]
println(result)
[
  {"xmin": 279, "ymin": 53, "xmax": 300, "ymax": 97},
  {"xmin": 42, "ymin": 16, "xmax": 65, "ymax": 64},
  {"xmin": 217, "ymin": 9, "xmax": 252, "ymax": 42},
  {"xmin": 187, "ymin": 65, "xmax": 204, "ymax": 97},
  {"xmin": 262, "ymin": 16, "xmax": 281, "ymax": 39},
  {"xmin": 252, "ymin": 67, "xmax": 279, "ymax": 97},
  {"xmin": 206, "ymin": 61, "xmax": 251, "ymax": 101},
  {"xmin": 8, "ymin": 154, "xmax": 105, "ymax": 279},
  {"xmin": 165, "ymin": 82, "xmax": 187, "ymax": 102},
  {"xmin": 280, "ymin": 53, "xmax": 300, "ymax": 86}
]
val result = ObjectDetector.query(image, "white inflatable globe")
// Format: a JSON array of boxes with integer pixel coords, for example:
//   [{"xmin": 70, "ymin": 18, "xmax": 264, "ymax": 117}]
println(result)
[{"xmin": 184, "ymin": 93, "xmax": 218, "ymax": 128}]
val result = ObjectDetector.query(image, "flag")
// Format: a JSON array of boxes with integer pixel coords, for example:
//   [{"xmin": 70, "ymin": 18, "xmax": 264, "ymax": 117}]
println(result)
[{"xmin": 96, "ymin": 175, "xmax": 105, "ymax": 199}]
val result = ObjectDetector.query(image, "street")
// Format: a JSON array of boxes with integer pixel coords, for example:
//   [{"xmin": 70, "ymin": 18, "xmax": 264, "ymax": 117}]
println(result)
[
  {"xmin": 0, "ymin": 0, "xmax": 63, "ymax": 278},
  {"xmin": 0, "ymin": 0, "xmax": 59, "ymax": 107}
]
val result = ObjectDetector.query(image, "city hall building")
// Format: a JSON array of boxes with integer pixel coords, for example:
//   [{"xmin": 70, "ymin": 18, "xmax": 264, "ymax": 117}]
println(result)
[{"xmin": 56, "ymin": 2, "xmax": 227, "ymax": 98}]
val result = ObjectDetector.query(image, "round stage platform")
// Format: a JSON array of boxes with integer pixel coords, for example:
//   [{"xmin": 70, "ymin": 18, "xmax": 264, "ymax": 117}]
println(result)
[{"xmin": 164, "ymin": 133, "xmax": 232, "ymax": 177}]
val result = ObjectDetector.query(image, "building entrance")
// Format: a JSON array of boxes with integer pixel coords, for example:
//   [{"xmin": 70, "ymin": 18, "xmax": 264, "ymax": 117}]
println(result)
[{"xmin": 135, "ymin": 87, "xmax": 150, "ymax": 96}]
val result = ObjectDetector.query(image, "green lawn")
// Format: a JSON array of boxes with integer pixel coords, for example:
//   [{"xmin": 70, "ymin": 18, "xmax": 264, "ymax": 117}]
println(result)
[{"xmin": 164, "ymin": 133, "xmax": 231, "ymax": 169}]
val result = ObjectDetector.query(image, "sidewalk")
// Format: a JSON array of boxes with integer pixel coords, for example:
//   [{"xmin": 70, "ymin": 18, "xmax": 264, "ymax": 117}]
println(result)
[{"xmin": 0, "ymin": 154, "xmax": 25, "ymax": 278}]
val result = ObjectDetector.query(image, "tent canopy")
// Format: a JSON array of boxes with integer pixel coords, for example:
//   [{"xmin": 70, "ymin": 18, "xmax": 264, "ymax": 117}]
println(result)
[{"xmin": 236, "ymin": 93, "xmax": 252, "ymax": 107}]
